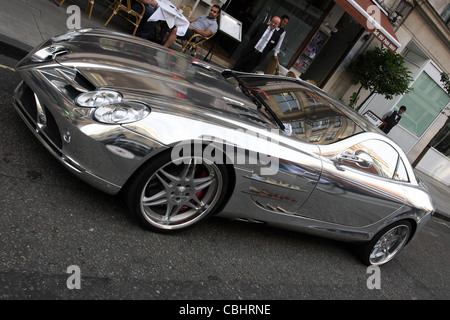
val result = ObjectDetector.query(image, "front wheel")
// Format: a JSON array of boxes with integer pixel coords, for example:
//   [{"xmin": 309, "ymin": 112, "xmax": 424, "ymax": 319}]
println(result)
[
  {"xmin": 359, "ymin": 221, "xmax": 412, "ymax": 266},
  {"xmin": 126, "ymin": 150, "xmax": 228, "ymax": 232}
]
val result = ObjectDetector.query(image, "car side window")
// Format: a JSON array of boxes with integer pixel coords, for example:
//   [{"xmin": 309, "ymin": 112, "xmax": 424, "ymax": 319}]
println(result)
[{"xmin": 393, "ymin": 158, "xmax": 410, "ymax": 182}]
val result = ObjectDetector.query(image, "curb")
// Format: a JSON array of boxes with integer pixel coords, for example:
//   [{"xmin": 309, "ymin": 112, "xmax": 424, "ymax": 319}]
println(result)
[
  {"xmin": 434, "ymin": 212, "xmax": 450, "ymax": 222},
  {"xmin": 0, "ymin": 34, "xmax": 32, "ymax": 60}
]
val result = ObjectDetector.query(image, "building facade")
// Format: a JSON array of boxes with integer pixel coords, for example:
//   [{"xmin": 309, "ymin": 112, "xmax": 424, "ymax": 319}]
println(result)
[{"xmin": 326, "ymin": 0, "xmax": 450, "ymax": 185}]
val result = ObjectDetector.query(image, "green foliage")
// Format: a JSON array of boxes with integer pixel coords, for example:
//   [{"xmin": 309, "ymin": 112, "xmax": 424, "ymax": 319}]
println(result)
[
  {"xmin": 440, "ymin": 72, "xmax": 450, "ymax": 95},
  {"xmin": 348, "ymin": 92, "xmax": 359, "ymax": 109},
  {"xmin": 347, "ymin": 46, "xmax": 413, "ymax": 109}
]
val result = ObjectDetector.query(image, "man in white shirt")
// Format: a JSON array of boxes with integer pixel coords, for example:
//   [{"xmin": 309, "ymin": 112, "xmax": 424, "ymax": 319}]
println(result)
[{"xmin": 233, "ymin": 16, "xmax": 282, "ymax": 72}]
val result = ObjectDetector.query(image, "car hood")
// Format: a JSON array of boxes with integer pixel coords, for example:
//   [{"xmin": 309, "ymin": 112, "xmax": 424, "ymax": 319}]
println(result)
[{"xmin": 19, "ymin": 29, "xmax": 274, "ymax": 131}]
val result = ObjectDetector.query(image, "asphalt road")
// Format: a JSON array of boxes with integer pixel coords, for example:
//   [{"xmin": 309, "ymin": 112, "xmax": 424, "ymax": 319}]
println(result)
[{"xmin": 0, "ymin": 51, "xmax": 449, "ymax": 304}]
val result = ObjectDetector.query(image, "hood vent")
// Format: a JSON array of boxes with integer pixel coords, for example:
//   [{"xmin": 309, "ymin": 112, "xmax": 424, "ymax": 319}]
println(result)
[{"xmin": 33, "ymin": 45, "xmax": 71, "ymax": 62}]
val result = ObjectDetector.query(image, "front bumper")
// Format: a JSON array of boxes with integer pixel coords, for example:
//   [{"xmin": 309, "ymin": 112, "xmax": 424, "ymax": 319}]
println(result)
[{"xmin": 13, "ymin": 80, "xmax": 166, "ymax": 195}]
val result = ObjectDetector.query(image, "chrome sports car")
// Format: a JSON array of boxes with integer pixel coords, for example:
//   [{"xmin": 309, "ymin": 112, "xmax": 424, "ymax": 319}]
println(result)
[{"xmin": 13, "ymin": 29, "xmax": 434, "ymax": 266}]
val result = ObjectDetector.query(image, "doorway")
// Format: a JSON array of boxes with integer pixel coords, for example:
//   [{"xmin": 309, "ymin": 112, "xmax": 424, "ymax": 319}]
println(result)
[
  {"xmin": 215, "ymin": 0, "xmax": 333, "ymax": 67},
  {"xmin": 300, "ymin": 12, "xmax": 363, "ymax": 87}
]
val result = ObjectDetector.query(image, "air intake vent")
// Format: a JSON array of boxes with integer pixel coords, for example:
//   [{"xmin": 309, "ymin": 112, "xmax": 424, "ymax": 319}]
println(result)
[{"xmin": 55, "ymin": 68, "xmax": 96, "ymax": 94}]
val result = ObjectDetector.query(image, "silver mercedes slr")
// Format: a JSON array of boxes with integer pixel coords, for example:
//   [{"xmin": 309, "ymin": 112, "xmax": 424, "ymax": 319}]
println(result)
[{"xmin": 13, "ymin": 29, "xmax": 434, "ymax": 266}]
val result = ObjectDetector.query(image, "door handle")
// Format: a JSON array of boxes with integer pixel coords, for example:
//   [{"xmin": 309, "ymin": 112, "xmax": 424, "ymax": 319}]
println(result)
[{"xmin": 334, "ymin": 149, "xmax": 373, "ymax": 170}]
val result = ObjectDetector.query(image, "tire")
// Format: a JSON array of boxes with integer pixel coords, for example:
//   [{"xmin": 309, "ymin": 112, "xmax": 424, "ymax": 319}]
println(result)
[
  {"xmin": 126, "ymin": 149, "xmax": 228, "ymax": 232},
  {"xmin": 358, "ymin": 220, "xmax": 412, "ymax": 266}
]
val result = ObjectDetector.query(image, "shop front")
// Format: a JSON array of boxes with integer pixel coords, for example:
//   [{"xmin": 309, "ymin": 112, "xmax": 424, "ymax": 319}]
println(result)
[{"xmin": 192, "ymin": 0, "xmax": 400, "ymax": 88}]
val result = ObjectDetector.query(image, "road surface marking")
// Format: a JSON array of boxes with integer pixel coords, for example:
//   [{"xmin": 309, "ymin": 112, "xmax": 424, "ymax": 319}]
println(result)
[{"xmin": 0, "ymin": 64, "xmax": 15, "ymax": 72}]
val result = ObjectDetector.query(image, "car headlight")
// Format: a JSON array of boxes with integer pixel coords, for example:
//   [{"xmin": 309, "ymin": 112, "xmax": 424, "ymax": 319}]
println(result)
[
  {"xmin": 93, "ymin": 102, "xmax": 150, "ymax": 124},
  {"xmin": 75, "ymin": 90, "xmax": 123, "ymax": 107}
]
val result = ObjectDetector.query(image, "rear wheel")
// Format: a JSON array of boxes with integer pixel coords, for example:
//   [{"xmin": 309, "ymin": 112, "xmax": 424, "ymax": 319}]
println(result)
[
  {"xmin": 126, "ymin": 150, "xmax": 228, "ymax": 232},
  {"xmin": 359, "ymin": 221, "xmax": 412, "ymax": 266}
]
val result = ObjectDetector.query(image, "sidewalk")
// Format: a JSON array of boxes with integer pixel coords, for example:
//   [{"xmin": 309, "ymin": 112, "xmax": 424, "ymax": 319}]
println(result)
[
  {"xmin": 0, "ymin": 0, "xmax": 231, "ymax": 67},
  {"xmin": 2, "ymin": 0, "xmax": 449, "ymax": 221},
  {"xmin": 0, "ymin": 0, "xmax": 122, "ymax": 52}
]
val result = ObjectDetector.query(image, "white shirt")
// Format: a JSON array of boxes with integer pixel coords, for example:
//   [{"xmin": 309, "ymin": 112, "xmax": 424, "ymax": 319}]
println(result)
[
  {"xmin": 254, "ymin": 26, "xmax": 278, "ymax": 52},
  {"xmin": 273, "ymin": 30, "xmax": 286, "ymax": 57},
  {"xmin": 383, "ymin": 110, "xmax": 400, "ymax": 121}
]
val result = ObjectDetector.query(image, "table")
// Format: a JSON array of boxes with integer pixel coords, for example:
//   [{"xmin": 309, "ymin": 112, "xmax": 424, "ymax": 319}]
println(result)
[{"xmin": 148, "ymin": 0, "xmax": 190, "ymax": 36}]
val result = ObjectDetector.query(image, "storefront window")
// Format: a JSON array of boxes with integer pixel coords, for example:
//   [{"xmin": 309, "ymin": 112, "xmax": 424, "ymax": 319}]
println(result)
[
  {"xmin": 395, "ymin": 72, "xmax": 450, "ymax": 137},
  {"xmin": 228, "ymin": 0, "xmax": 332, "ymax": 67},
  {"xmin": 432, "ymin": 118, "xmax": 450, "ymax": 157}
]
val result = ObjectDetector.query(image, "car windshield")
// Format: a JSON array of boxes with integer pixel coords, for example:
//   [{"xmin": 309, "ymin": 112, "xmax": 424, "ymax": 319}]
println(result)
[{"xmin": 224, "ymin": 72, "xmax": 364, "ymax": 145}]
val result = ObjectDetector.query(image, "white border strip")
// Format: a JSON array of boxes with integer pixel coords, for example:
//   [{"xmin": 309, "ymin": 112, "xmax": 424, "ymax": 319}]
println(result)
[{"xmin": 347, "ymin": 0, "xmax": 402, "ymax": 49}]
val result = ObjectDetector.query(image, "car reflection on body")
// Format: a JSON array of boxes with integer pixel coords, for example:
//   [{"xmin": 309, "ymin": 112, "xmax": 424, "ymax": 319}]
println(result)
[{"xmin": 12, "ymin": 29, "xmax": 434, "ymax": 266}]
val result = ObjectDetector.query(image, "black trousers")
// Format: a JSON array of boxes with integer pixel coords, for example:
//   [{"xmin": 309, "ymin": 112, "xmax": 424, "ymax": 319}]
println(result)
[{"xmin": 233, "ymin": 48, "xmax": 263, "ymax": 72}]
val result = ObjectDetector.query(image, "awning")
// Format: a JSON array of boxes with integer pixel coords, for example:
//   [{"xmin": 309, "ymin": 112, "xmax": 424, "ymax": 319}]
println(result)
[{"xmin": 333, "ymin": 0, "xmax": 401, "ymax": 51}]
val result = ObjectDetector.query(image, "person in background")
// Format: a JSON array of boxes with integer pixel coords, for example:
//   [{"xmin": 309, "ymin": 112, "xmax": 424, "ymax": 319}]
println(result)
[
  {"xmin": 382, "ymin": 105, "xmax": 407, "ymax": 134},
  {"xmin": 163, "ymin": 5, "xmax": 220, "ymax": 48},
  {"xmin": 132, "ymin": 0, "xmax": 159, "ymax": 39},
  {"xmin": 232, "ymin": 16, "xmax": 282, "ymax": 73},
  {"xmin": 273, "ymin": 15, "xmax": 289, "ymax": 62}
]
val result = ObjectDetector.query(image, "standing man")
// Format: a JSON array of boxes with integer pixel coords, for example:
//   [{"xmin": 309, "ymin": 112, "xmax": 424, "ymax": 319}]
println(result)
[
  {"xmin": 382, "ymin": 105, "xmax": 407, "ymax": 134},
  {"xmin": 233, "ymin": 16, "xmax": 282, "ymax": 73},
  {"xmin": 163, "ymin": 5, "xmax": 220, "ymax": 48},
  {"xmin": 273, "ymin": 15, "xmax": 289, "ymax": 62}
]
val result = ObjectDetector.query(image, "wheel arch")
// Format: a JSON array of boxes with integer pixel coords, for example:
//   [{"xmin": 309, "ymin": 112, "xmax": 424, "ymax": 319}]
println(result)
[{"xmin": 119, "ymin": 141, "xmax": 237, "ymax": 215}]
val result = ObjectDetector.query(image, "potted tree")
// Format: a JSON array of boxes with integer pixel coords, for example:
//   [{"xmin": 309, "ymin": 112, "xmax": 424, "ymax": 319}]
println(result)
[{"xmin": 347, "ymin": 46, "xmax": 413, "ymax": 110}]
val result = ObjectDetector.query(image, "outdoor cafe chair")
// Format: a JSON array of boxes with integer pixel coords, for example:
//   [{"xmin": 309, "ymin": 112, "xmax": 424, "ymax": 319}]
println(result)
[
  {"xmin": 180, "ymin": 32, "xmax": 215, "ymax": 57},
  {"xmin": 100, "ymin": 0, "xmax": 145, "ymax": 36}
]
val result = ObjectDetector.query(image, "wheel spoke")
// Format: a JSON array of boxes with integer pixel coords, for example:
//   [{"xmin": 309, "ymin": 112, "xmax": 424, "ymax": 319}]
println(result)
[
  {"xmin": 164, "ymin": 203, "xmax": 182, "ymax": 221},
  {"xmin": 157, "ymin": 169, "xmax": 179, "ymax": 186},
  {"xmin": 371, "ymin": 244, "xmax": 387, "ymax": 260},
  {"xmin": 142, "ymin": 190, "xmax": 167, "ymax": 207},
  {"xmin": 185, "ymin": 197, "xmax": 206, "ymax": 211},
  {"xmin": 194, "ymin": 175, "xmax": 215, "ymax": 191},
  {"xmin": 180, "ymin": 158, "xmax": 197, "ymax": 182}
]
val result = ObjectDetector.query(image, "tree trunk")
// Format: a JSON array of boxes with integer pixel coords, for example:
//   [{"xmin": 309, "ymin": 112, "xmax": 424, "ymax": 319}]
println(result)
[{"xmin": 356, "ymin": 90, "xmax": 376, "ymax": 112}]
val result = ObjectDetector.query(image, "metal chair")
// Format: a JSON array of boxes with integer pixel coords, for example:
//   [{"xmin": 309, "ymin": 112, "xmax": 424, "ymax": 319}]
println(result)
[
  {"xmin": 286, "ymin": 71, "xmax": 297, "ymax": 78},
  {"xmin": 180, "ymin": 5, "xmax": 193, "ymax": 17},
  {"xmin": 180, "ymin": 33, "xmax": 215, "ymax": 57},
  {"xmin": 100, "ymin": 0, "xmax": 145, "ymax": 36},
  {"xmin": 266, "ymin": 56, "xmax": 280, "ymax": 75},
  {"xmin": 266, "ymin": 57, "xmax": 298, "ymax": 78},
  {"xmin": 59, "ymin": 0, "xmax": 95, "ymax": 20}
]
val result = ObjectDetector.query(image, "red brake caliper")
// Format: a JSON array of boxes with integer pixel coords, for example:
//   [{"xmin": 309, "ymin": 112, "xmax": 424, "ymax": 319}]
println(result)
[{"xmin": 179, "ymin": 167, "xmax": 207, "ymax": 212}]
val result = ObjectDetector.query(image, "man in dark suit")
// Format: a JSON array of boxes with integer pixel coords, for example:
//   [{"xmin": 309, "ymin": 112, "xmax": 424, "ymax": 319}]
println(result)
[
  {"xmin": 233, "ymin": 16, "xmax": 282, "ymax": 72},
  {"xmin": 272, "ymin": 15, "xmax": 289, "ymax": 62},
  {"xmin": 382, "ymin": 105, "xmax": 407, "ymax": 134}
]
